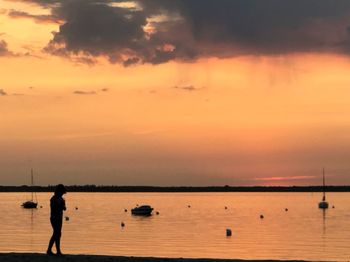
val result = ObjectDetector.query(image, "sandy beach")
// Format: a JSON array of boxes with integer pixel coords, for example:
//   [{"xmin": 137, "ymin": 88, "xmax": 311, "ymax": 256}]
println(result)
[{"xmin": 0, "ymin": 253, "xmax": 309, "ymax": 262}]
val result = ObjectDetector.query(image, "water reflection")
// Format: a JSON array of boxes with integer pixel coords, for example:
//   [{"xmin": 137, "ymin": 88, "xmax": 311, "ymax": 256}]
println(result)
[
  {"xmin": 0, "ymin": 192, "xmax": 349, "ymax": 261},
  {"xmin": 322, "ymin": 209, "xmax": 326, "ymax": 235},
  {"xmin": 30, "ymin": 209, "xmax": 34, "ymax": 248}
]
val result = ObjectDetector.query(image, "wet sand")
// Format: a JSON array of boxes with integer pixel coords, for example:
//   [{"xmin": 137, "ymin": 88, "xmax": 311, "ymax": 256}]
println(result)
[{"xmin": 0, "ymin": 253, "xmax": 308, "ymax": 262}]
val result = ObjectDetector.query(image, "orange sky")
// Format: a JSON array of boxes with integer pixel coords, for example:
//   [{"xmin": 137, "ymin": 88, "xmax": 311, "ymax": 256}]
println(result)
[{"xmin": 1, "ymin": 0, "xmax": 350, "ymax": 186}]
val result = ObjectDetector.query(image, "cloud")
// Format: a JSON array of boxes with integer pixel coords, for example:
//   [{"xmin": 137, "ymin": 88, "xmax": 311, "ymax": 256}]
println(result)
[
  {"xmin": 43, "ymin": 0, "xmax": 150, "ymax": 65},
  {"xmin": 173, "ymin": 85, "xmax": 204, "ymax": 91},
  {"xmin": 254, "ymin": 176, "xmax": 316, "ymax": 181},
  {"xmin": 174, "ymin": 85, "xmax": 199, "ymax": 91},
  {"xmin": 123, "ymin": 57, "xmax": 140, "ymax": 67},
  {"xmin": 0, "ymin": 89, "xmax": 28, "ymax": 97},
  {"xmin": 73, "ymin": 90, "xmax": 97, "ymax": 95},
  {"xmin": 8, "ymin": 9, "xmax": 61, "ymax": 24},
  {"xmin": 73, "ymin": 88, "xmax": 110, "ymax": 95},
  {"xmin": 0, "ymin": 40, "xmax": 13, "ymax": 56},
  {"xmin": 8, "ymin": 0, "xmax": 350, "ymax": 65},
  {"xmin": 0, "ymin": 89, "xmax": 7, "ymax": 96}
]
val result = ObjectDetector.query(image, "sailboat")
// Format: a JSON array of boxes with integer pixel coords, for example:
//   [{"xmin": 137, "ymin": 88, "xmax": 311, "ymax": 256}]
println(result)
[
  {"xmin": 318, "ymin": 168, "xmax": 329, "ymax": 209},
  {"xmin": 22, "ymin": 168, "xmax": 38, "ymax": 209}
]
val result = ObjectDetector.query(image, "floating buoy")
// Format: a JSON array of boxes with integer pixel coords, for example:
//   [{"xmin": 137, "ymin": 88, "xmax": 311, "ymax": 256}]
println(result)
[
  {"xmin": 332, "ymin": 205, "xmax": 335, "ymax": 209},
  {"xmin": 285, "ymin": 208, "xmax": 288, "ymax": 212},
  {"xmin": 226, "ymin": 229, "xmax": 232, "ymax": 236},
  {"xmin": 121, "ymin": 222, "xmax": 125, "ymax": 227},
  {"xmin": 40, "ymin": 206, "xmax": 43, "ymax": 208},
  {"xmin": 124, "ymin": 209, "xmax": 128, "ymax": 212},
  {"xmin": 260, "ymin": 214, "xmax": 264, "ymax": 219},
  {"xmin": 65, "ymin": 216, "xmax": 70, "ymax": 221},
  {"xmin": 188, "ymin": 205, "xmax": 191, "ymax": 208},
  {"xmin": 225, "ymin": 206, "xmax": 228, "ymax": 210},
  {"xmin": 156, "ymin": 211, "xmax": 160, "ymax": 215},
  {"xmin": 75, "ymin": 207, "xmax": 78, "ymax": 210}
]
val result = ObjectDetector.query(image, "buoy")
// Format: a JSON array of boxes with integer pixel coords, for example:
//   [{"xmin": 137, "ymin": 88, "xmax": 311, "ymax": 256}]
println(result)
[
  {"xmin": 260, "ymin": 214, "xmax": 264, "ymax": 219},
  {"xmin": 188, "ymin": 205, "xmax": 191, "ymax": 208},
  {"xmin": 65, "ymin": 216, "xmax": 70, "ymax": 221},
  {"xmin": 156, "ymin": 211, "xmax": 160, "ymax": 215},
  {"xmin": 332, "ymin": 205, "xmax": 335, "ymax": 209},
  {"xmin": 75, "ymin": 207, "xmax": 78, "ymax": 210},
  {"xmin": 40, "ymin": 206, "xmax": 43, "ymax": 208},
  {"xmin": 226, "ymin": 229, "xmax": 232, "ymax": 236},
  {"xmin": 285, "ymin": 208, "xmax": 288, "ymax": 212},
  {"xmin": 121, "ymin": 222, "xmax": 125, "ymax": 227},
  {"xmin": 225, "ymin": 206, "xmax": 228, "ymax": 210},
  {"xmin": 124, "ymin": 209, "xmax": 128, "ymax": 212}
]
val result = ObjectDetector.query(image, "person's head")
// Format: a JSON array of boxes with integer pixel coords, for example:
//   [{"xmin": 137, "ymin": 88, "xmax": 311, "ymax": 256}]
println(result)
[{"xmin": 54, "ymin": 184, "xmax": 67, "ymax": 196}]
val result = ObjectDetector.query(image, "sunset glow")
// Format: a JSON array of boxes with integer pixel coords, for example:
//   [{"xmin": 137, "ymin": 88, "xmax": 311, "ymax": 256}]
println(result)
[{"xmin": 1, "ymin": 0, "xmax": 350, "ymax": 186}]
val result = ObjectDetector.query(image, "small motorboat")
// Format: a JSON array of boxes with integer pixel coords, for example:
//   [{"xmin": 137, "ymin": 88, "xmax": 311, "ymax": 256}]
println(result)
[
  {"xmin": 131, "ymin": 205, "xmax": 153, "ymax": 216},
  {"xmin": 319, "ymin": 201, "xmax": 329, "ymax": 209},
  {"xmin": 22, "ymin": 200, "xmax": 38, "ymax": 209}
]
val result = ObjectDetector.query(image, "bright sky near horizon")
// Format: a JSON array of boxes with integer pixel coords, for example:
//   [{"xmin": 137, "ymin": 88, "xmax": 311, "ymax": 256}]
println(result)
[{"xmin": 1, "ymin": 0, "xmax": 350, "ymax": 186}]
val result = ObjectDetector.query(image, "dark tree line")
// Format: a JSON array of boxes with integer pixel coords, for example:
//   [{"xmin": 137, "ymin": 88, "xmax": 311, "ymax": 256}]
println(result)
[{"xmin": 1, "ymin": 185, "xmax": 350, "ymax": 192}]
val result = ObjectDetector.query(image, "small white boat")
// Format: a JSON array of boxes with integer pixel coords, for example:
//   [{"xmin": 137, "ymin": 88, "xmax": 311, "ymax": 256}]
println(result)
[
  {"xmin": 131, "ymin": 205, "xmax": 153, "ymax": 216},
  {"xmin": 318, "ymin": 168, "xmax": 329, "ymax": 209}
]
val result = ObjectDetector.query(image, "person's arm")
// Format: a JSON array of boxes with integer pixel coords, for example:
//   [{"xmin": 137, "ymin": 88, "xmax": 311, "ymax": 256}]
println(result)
[{"xmin": 62, "ymin": 198, "xmax": 66, "ymax": 211}]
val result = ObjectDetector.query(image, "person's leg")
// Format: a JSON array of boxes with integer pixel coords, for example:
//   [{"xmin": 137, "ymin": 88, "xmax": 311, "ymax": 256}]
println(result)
[
  {"xmin": 47, "ymin": 235, "xmax": 55, "ymax": 255},
  {"xmin": 54, "ymin": 219, "xmax": 63, "ymax": 255},
  {"xmin": 47, "ymin": 219, "xmax": 55, "ymax": 255}
]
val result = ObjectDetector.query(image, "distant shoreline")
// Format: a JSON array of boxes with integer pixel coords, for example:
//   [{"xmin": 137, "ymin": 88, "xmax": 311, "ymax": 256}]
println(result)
[
  {"xmin": 0, "ymin": 253, "xmax": 308, "ymax": 262},
  {"xmin": 1, "ymin": 185, "xmax": 350, "ymax": 193}
]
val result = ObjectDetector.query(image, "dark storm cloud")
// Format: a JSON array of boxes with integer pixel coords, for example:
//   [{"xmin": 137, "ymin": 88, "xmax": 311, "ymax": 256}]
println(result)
[
  {"xmin": 8, "ymin": 0, "xmax": 350, "ymax": 65},
  {"xmin": 123, "ymin": 57, "xmax": 140, "ymax": 67},
  {"xmin": 43, "ymin": 0, "xmax": 150, "ymax": 65},
  {"xmin": 140, "ymin": 0, "xmax": 350, "ymax": 53}
]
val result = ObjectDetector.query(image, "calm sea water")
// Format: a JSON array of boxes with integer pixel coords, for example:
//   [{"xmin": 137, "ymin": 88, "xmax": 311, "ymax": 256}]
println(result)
[{"xmin": 0, "ymin": 192, "xmax": 349, "ymax": 261}]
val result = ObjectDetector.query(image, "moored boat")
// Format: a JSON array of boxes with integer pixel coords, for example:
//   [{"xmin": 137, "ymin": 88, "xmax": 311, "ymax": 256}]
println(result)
[
  {"xmin": 131, "ymin": 205, "xmax": 153, "ymax": 216},
  {"xmin": 22, "ymin": 200, "xmax": 38, "ymax": 209},
  {"xmin": 22, "ymin": 168, "xmax": 38, "ymax": 209},
  {"xmin": 318, "ymin": 168, "xmax": 329, "ymax": 209}
]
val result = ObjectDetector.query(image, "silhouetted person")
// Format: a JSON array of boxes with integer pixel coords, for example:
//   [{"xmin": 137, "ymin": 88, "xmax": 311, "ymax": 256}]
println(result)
[{"xmin": 47, "ymin": 184, "xmax": 67, "ymax": 256}]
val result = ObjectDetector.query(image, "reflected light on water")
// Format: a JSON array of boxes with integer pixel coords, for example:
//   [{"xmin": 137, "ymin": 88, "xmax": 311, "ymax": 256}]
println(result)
[{"xmin": 0, "ymin": 192, "xmax": 349, "ymax": 261}]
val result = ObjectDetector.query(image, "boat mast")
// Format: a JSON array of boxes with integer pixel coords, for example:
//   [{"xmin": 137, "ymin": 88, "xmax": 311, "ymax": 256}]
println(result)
[
  {"xmin": 322, "ymin": 168, "xmax": 326, "ymax": 201},
  {"xmin": 31, "ymin": 168, "xmax": 34, "ymax": 202}
]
